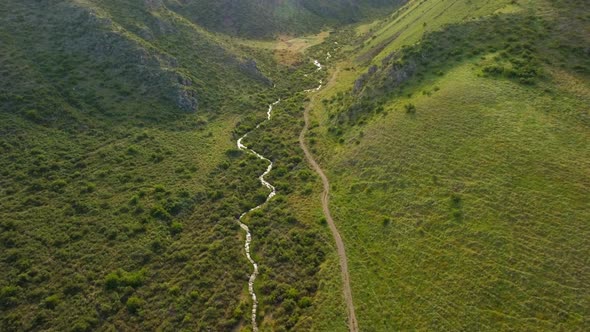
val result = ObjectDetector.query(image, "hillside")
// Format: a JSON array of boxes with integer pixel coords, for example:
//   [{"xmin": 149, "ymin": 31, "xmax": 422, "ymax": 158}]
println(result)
[
  {"xmin": 0, "ymin": 0, "xmax": 303, "ymax": 330},
  {"xmin": 1, "ymin": 0, "xmax": 589, "ymax": 331},
  {"xmin": 166, "ymin": 0, "xmax": 406, "ymax": 38},
  {"xmin": 305, "ymin": 0, "xmax": 590, "ymax": 330}
]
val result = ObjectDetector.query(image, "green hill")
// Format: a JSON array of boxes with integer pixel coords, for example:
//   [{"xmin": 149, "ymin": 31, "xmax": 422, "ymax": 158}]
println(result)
[
  {"xmin": 166, "ymin": 0, "xmax": 406, "ymax": 38},
  {"xmin": 305, "ymin": 0, "xmax": 590, "ymax": 330},
  {"xmin": 0, "ymin": 0, "xmax": 280, "ymax": 330},
  {"xmin": 1, "ymin": 0, "xmax": 589, "ymax": 331}
]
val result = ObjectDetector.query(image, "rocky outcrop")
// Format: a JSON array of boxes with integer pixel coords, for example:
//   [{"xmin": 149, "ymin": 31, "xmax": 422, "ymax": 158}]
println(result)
[
  {"xmin": 176, "ymin": 88, "xmax": 199, "ymax": 112},
  {"xmin": 239, "ymin": 59, "xmax": 272, "ymax": 85},
  {"xmin": 353, "ymin": 77, "xmax": 366, "ymax": 93},
  {"xmin": 385, "ymin": 61, "xmax": 416, "ymax": 88},
  {"xmin": 54, "ymin": 1, "xmax": 198, "ymax": 112},
  {"xmin": 353, "ymin": 65, "xmax": 378, "ymax": 93}
]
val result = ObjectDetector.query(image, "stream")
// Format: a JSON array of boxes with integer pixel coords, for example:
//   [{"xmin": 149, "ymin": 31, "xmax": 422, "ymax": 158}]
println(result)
[
  {"xmin": 236, "ymin": 58, "xmax": 324, "ymax": 331},
  {"xmin": 236, "ymin": 99, "xmax": 280, "ymax": 332}
]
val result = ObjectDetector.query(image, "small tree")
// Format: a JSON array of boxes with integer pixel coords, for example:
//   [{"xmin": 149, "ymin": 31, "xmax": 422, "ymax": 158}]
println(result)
[{"xmin": 404, "ymin": 103, "xmax": 417, "ymax": 114}]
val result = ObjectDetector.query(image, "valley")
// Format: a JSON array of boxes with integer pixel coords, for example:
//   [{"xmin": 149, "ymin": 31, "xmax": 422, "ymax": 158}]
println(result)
[{"xmin": 1, "ymin": 0, "xmax": 589, "ymax": 331}]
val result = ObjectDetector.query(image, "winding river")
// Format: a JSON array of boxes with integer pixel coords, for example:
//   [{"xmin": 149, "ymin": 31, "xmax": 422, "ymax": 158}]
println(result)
[
  {"xmin": 236, "ymin": 58, "xmax": 333, "ymax": 332},
  {"xmin": 236, "ymin": 99, "xmax": 280, "ymax": 332}
]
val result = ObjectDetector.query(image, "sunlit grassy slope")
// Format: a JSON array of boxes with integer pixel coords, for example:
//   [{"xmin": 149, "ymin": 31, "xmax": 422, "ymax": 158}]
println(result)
[
  {"xmin": 305, "ymin": 0, "xmax": 590, "ymax": 330},
  {"xmin": 356, "ymin": 0, "xmax": 519, "ymax": 64},
  {"xmin": 329, "ymin": 63, "xmax": 589, "ymax": 330}
]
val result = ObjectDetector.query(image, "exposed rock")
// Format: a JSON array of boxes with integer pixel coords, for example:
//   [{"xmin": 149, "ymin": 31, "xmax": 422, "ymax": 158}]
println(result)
[
  {"xmin": 138, "ymin": 27, "xmax": 155, "ymax": 41},
  {"xmin": 155, "ymin": 17, "xmax": 177, "ymax": 35},
  {"xmin": 176, "ymin": 88, "xmax": 198, "ymax": 112},
  {"xmin": 353, "ymin": 75, "xmax": 367, "ymax": 93},
  {"xmin": 368, "ymin": 64, "xmax": 378, "ymax": 75},
  {"xmin": 177, "ymin": 74, "xmax": 192, "ymax": 87},
  {"xmin": 386, "ymin": 61, "xmax": 416, "ymax": 87},
  {"xmin": 239, "ymin": 59, "xmax": 272, "ymax": 85},
  {"xmin": 353, "ymin": 65, "xmax": 378, "ymax": 93}
]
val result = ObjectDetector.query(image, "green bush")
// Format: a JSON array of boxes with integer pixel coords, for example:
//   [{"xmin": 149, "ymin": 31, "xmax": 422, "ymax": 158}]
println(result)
[
  {"xmin": 43, "ymin": 294, "xmax": 60, "ymax": 309},
  {"xmin": 170, "ymin": 221, "xmax": 183, "ymax": 235},
  {"xmin": 0, "ymin": 285, "xmax": 20, "ymax": 308},
  {"xmin": 404, "ymin": 103, "xmax": 417, "ymax": 114},
  {"xmin": 150, "ymin": 205, "xmax": 171, "ymax": 221},
  {"xmin": 126, "ymin": 296, "xmax": 143, "ymax": 314},
  {"xmin": 298, "ymin": 296, "xmax": 312, "ymax": 308},
  {"xmin": 24, "ymin": 109, "xmax": 42, "ymax": 122},
  {"xmin": 104, "ymin": 269, "xmax": 145, "ymax": 290}
]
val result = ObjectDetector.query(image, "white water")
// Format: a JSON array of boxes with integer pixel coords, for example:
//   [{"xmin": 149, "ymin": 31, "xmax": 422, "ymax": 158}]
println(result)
[
  {"xmin": 313, "ymin": 59, "xmax": 323, "ymax": 70},
  {"xmin": 236, "ymin": 59, "xmax": 324, "ymax": 331},
  {"xmin": 236, "ymin": 99, "xmax": 280, "ymax": 332},
  {"xmin": 304, "ymin": 59, "xmax": 324, "ymax": 92},
  {"xmin": 304, "ymin": 80, "xmax": 323, "ymax": 93}
]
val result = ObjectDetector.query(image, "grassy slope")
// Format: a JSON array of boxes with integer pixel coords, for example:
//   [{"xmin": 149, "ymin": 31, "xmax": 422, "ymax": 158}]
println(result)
[
  {"xmin": 356, "ymin": 0, "xmax": 519, "ymax": 64},
  {"xmin": 306, "ymin": 0, "xmax": 590, "ymax": 330},
  {"xmin": 0, "ymin": 0, "xmax": 351, "ymax": 329},
  {"xmin": 0, "ymin": 0, "xmax": 282, "ymax": 330},
  {"xmin": 164, "ymin": 0, "xmax": 406, "ymax": 38},
  {"xmin": 332, "ymin": 63, "xmax": 589, "ymax": 330}
]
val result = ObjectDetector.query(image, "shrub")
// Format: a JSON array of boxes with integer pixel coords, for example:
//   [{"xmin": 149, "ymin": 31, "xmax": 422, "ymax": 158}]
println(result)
[
  {"xmin": 129, "ymin": 195, "xmax": 139, "ymax": 206},
  {"xmin": 169, "ymin": 285, "xmax": 180, "ymax": 296},
  {"xmin": 24, "ymin": 109, "xmax": 42, "ymax": 122},
  {"xmin": 81, "ymin": 182, "xmax": 96, "ymax": 193},
  {"xmin": 298, "ymin": 296, "xmax": 312, "ymax": 308},
  {"xmin": 150, "ymin": 205, "xmax": 171, "ymax": 221},
  {"xmin": 50, "ymin": 179, "xmax": 67, "ymax": 192},
  {"xmin": 104, "ymin": 269, "xmax": 145, "ymax": 290},
  {"xmin": 104, "ymin": 272, "xmax": 120, "ymax": 290},
  {"xmin": 450, "ymin": 194, "xmax": 462, "ymax": 208},
  {"xmin": 0, "ymin": 286, "xmax": 20, "ymax": 308},
  {"xmin": 126, "ymin": 296, "xmax": 143, "ymax": 314},
  {"xmin": 404, "ymin": 103, "xmax": 417, "ymax": 114},
  {"xmin": 44, "ymin": 294, "xmax": 60, "ymax": 309},
  {"xmin": 126, "ymin": 145, "xmax": 139, "ymax": 155},
  {"xmin": 383, "ymin": 218, "xmax": 391, "ymax": 226},
  {"xmin": 170, "ymin": 221, "xmax": 183, "ymax": 235}
]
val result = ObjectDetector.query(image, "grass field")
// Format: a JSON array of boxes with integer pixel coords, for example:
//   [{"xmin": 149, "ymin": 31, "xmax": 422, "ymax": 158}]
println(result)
[
  {"xmin": 304, "ymin": 0, "xmax": 590, "ymax": 330},
  {"xmin": 324, "ymin": 62, "xmax": 589, "ymax": 330}
]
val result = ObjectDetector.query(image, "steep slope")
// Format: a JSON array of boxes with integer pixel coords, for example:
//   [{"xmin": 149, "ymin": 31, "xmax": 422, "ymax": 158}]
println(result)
[
  {"xmin": 2, "ymin": 0, "xmax": 589, "ymax": 330},
  {"xmin": 304, "ymin": 0, "xmax": 590, "ymax": 330},
  {"xmin": 0, "ymin": 0, "xmax": 281, "ymax": 330},
  {"xmin": 165, "ymin": 0, "xmax": 406, "ymax": 38},
  {"xmin": 0, "ymin": 0, "xmax": 354, "ymax": 330}
]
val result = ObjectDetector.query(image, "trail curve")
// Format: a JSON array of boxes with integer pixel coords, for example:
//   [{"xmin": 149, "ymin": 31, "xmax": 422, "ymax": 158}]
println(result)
[{"xmin": 299, "ymin": 68, "xmax": 358, "ymax": 332}]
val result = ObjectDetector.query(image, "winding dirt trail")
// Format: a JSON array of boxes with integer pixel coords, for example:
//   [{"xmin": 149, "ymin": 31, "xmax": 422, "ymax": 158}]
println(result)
[{"xmin": 298, "ymin": 69, "xmax": 359, "ymax": 332}]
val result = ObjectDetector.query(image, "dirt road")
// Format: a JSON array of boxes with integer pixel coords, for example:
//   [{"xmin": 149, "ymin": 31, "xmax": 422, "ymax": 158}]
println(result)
[{"xmin": 298, "ymin": 69, "xmax": 359, "ymax": 332}]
